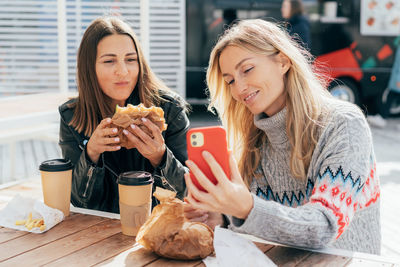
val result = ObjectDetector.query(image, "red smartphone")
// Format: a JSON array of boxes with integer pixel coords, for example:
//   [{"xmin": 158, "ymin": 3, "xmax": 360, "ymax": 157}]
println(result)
[{"xmin": 186, "ymin": 126, "xmax": 230, "ymax": 191}]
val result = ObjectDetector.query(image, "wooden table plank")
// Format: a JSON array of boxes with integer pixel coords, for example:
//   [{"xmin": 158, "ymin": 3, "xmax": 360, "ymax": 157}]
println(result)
[
  {"xmin": 296, "ymin": 252, "xmax": 351, "ymax": 266},
  {"xmin": 0, "ymin": 227, "xmax": 29, "ymax": 244},
  {"xmin": 254, "ymin": 242, "xmax": 274, "ymax": 253},
  {"xmin": 93, "ymin": 243, "xmax": 160, "ymax": 266},
  {"xmin": 44, "ymin": 232, "xmax": 136, "ymax": 267},
  {"xmin": 0, "ymin": 213, "xmax": 108, "ymax": 262},
  {"xmin": 265, "ymin": 246, "xmax": 312, "ymax": 266},
  {"xmin": 1, "ymin": 218, "xmax": 121, "ymax": 266}
]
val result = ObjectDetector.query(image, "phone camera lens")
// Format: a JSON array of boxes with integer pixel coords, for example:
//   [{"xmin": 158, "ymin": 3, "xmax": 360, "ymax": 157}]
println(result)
[
  {"xmin": 193, "ymin": 141, "xmax": 197, "ymax": 146},
  {"xmin": 192, "ymin": 134, "xmax": 197, "ymax": 139}
]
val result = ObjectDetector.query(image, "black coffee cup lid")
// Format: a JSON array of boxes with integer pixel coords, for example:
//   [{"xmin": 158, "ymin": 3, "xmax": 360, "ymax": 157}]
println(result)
[
  {"xmin": 39, "ymin": 159, "xmax": 73, "ymax": 172},
  {"xmin": 118, "ymin": 171, "xmax": 154, "ymax": 186}
]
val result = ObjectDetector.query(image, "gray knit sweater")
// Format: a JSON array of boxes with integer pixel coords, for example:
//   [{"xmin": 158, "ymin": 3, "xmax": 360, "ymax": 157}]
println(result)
[{"xmin": 228, "ymin": 99, "xmax": 381, "ymax": 254}]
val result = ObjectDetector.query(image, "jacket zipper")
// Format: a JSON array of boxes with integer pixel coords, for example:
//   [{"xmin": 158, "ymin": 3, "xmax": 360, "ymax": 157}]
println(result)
[
  {"xmin": 159, "ymin": 169, "xmax": 176, "ymax": 192},
  {"xmin": 83, "ymin": 166, "xmax": 95, "ymax": 197}
]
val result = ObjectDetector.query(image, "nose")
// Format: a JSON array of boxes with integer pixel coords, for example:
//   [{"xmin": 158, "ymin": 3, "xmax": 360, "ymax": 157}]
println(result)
[
  {"xmin": 115, "ymin": 62, "xmax": 128, "ymax": 76},
  {"xmin": 232, "ymin": 76, "xmax": 248, "ymax": 97}
]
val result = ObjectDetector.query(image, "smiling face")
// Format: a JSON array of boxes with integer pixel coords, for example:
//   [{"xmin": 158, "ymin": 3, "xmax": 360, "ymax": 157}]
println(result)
[
  {"xmin": 219, "ymin": 45, "xmax": 290, "ymax": 116},
  {"xmin": 96, "ymin": 34, "xmax": 139, "ymax": 107}
]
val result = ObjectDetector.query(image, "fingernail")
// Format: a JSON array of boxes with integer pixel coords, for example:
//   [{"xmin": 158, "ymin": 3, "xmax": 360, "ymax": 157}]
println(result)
[
  {"xmin": 123, "ymin": 130, "xmax": 128, "ymax": 135},
  {"xmin": 131, "ymin": 124, "xmax": 135, "ymax": 129},
  {"xmin": 202, "ymin": 151, "xmax": 210, "ymax": 157},
  {"xmin": 114, "ymin": 137, "xmax": 119, "ymax": 142},
  {"xmin": 141, "ymin": 118, "xmax": 147, "ymax": 122},
  {"xmin": 107, "ymin": 118, "xmax": 111, "ymax": 123},
  {"xmin": 113, "ymin": 128, "xmax": 117, "ymax": 133},
  {"xmin": 116, "ymin": 146, "xmax": 121, "ymax": 149}
]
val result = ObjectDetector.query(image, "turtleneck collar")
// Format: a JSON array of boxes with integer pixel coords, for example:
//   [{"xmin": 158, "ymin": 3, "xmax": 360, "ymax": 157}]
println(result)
[{"xmin": 254, "ymin": 107, "xmax": 288, "ymax": 145}]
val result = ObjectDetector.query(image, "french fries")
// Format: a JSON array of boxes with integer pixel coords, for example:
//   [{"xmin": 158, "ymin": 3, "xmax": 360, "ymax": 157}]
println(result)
[{"xmin": 15, "ymin": 212, "xmax": 46, "ymax": 231}]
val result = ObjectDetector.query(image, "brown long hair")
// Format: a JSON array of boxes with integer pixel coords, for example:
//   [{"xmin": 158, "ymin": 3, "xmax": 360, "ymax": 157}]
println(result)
[
  {"xmin": 69, "ymin": 16, "xmax": 170, "ymax": 136},
  {"xmin": 207, "ymin": 19, "xmax": 331, "ymax": 186}
]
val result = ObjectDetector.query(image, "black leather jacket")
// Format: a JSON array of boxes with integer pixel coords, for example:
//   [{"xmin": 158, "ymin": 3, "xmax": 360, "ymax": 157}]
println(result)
[{"xmin": 59, "ymin": 91, "xmax": 189, "ymax": 213}]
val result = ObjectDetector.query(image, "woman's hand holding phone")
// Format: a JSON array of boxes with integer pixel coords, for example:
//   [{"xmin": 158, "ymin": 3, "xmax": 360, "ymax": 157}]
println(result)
[
  {"xmin": 186, "ymin": 126, "xmax": 230, "ymax": 190},
  {"xmin": 184, "ymin": 151, "xmax": 254, "ymax": 220}
]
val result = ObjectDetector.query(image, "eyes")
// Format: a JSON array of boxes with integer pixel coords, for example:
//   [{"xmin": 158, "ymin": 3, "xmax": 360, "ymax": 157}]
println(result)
[
  {"xmin": 226, "ymin": 66, "xmax": 254, "ymax": 85},
  {"xmin": 102, "ymin": 58, "xmax": 137, "ymax": 64}
]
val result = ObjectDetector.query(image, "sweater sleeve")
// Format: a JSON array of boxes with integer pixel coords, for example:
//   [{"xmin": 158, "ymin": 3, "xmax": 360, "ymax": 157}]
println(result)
[{"xmin": 228, "ymin": 106, "xmax": 380, "ymax": 249}]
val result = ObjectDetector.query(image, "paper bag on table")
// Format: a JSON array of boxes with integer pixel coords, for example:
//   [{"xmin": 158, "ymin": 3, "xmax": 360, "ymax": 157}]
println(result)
[
  {"xmin": 0, "ymin": 194, "xmax": 64, "ymax": 233},
  {"xmin": 203, "ymin": 226, "xmax": 277, "ymax": 267},
  {"xmin": 136, "ymin": 187, "xmax": 214, "ymax": 260}
]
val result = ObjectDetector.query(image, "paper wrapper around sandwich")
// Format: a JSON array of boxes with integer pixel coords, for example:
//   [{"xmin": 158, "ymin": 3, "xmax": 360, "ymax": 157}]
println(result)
[
  {"xmin": 110, "ymin": 104, "xmax": 168, "ymax": 149},
  {"xmin": 136, "ymin": 187, "xmax": 214, "ymax": 260}
]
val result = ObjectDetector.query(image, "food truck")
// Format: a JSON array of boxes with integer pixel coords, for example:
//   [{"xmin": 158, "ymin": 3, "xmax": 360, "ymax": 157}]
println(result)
[{"xmin": 186, "ymin": 0, "xmax": 400, "ymax": 115}]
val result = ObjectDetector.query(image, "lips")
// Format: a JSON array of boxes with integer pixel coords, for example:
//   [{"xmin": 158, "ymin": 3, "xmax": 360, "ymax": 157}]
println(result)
[
  {"xmin": 243, "ymin": 90, "xmax": 259, "ymax": 102},
  {"xmin": 115, "ymin": 81, "xmax": 129, "ymax": 86}
]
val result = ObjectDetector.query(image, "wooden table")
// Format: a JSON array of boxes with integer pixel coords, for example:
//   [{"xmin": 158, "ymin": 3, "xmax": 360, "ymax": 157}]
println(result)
[{"xmin": 0, "ymin": 182, "xmax": 399, "ymax": 266}]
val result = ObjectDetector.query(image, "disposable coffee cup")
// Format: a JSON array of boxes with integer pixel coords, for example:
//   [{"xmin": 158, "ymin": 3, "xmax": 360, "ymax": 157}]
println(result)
[
  {"xmin": 39, "ymin": 159, "xmax": 73, "ymax": 217},
  {"xmin": 118, "ymin": 171, "xmax": 154, "ymax": 236}
]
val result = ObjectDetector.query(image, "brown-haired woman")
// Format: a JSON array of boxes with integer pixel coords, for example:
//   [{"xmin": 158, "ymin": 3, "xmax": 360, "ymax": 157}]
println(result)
[{"xmin": 59, "ymin": 16, "xmax": 189, "ymax": 213}]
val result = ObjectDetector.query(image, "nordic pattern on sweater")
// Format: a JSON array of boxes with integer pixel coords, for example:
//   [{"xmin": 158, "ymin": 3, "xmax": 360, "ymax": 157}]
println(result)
[
  {"xmin": 255, "ymin": 160, "xmax": 380, "ymax": 240},
  {"xmin": 255, "ymin": 179, "xmax": 314, "ymax": 207},
  {"xmin": 309, "ymin": 157, "xmax": 380, "ymax": 239}
]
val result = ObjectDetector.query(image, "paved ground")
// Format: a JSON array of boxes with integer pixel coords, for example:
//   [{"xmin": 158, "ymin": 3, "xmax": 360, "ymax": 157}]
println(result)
[{"xmin": 368, "ymin": 117, "xmax": 400, "ymax": 259}]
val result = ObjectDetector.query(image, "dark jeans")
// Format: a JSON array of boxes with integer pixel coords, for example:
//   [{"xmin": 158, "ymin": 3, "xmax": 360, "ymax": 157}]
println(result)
[{"xmin": 380, "ymin": 90, "xmax": 400, "ymax": 118}]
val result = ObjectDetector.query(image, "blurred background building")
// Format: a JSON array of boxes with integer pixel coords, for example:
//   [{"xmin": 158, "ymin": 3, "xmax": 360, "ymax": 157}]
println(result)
[{"xmin": 2, "ymin": 0, "xmax": 400, "ymax": 116}]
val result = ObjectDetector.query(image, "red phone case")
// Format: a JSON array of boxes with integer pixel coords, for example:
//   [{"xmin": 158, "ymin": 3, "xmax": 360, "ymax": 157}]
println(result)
[{"xmin": 186, "ymin": 126, "xmax": 230, "ymax": 191}]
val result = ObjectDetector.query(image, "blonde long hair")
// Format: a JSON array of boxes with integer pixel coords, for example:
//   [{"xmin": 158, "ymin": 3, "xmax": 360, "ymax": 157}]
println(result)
[{"xmin": 206, "ymin": 19, "xmax": 331, "ymax": 186}]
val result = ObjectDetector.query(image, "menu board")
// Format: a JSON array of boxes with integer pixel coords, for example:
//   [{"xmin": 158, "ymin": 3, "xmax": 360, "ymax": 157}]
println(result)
[{"xmin": 361, "ymin": 0, "xmax": 400, "ymax": 36}]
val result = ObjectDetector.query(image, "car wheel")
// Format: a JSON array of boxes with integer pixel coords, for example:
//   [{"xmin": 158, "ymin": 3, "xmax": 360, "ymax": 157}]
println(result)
[{"xmin": 328, "ymin": 78, "xmax": 360, "ymax": 105}]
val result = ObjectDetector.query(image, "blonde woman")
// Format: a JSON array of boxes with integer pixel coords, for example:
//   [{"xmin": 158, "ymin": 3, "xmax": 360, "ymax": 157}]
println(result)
[
  {"xmin": 184, "ymin": 19, "xmax": 380, "ymax": 254},
  {"xmin": 59, "ymin": 16, "xmax": 189, "ymax": 213}
]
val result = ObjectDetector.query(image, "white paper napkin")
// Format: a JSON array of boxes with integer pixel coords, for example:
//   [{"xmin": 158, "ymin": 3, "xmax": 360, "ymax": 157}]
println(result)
[
  {"xmin": 203, "ymin": 226, "xmax": 276, "ymax": 267},
  {"xmin": 0, "ymin": 194, "xmax": 64, "ymax": 233}
]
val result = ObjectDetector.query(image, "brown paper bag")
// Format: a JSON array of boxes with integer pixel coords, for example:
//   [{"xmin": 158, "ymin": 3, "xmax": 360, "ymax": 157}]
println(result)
[{"xmin": 136, "ymin": 187, "xmax": 214, "ymax": 260}]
